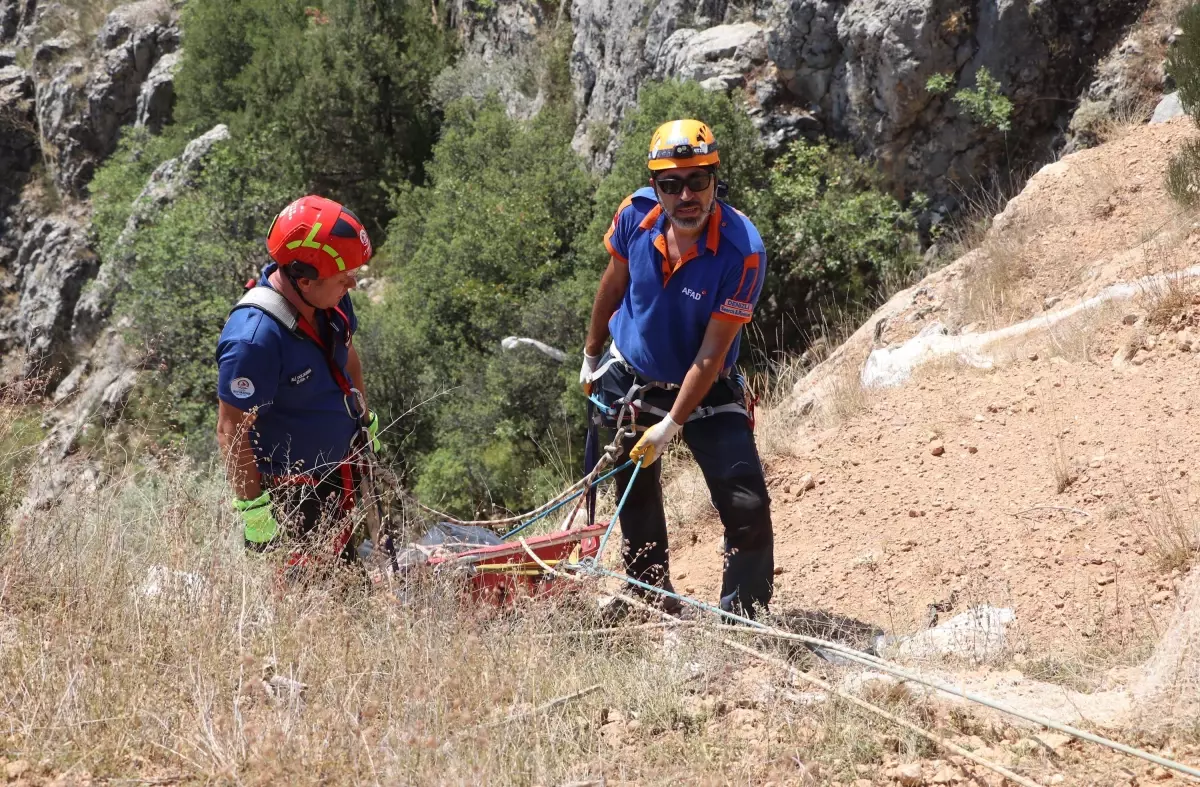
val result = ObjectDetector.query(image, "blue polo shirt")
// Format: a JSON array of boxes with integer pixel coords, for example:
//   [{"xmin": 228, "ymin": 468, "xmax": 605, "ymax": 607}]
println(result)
[
  {"xmin": 216, "ymin": 263, "xmax": 359, "ymax": 478},
  {"xmin": 603, "ymin": 187, "xmax": 766, "ymax": 385}
]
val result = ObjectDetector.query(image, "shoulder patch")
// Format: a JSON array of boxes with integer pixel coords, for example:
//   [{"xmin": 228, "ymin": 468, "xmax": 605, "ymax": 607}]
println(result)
[{"xmin": 230, "ymin": 377, "xmax": 256, "ymax": 399}]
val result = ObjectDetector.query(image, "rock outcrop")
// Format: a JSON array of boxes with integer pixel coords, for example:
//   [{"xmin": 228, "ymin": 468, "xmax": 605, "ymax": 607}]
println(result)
[
  {"xmin": 32, "ymin": 0, "xmax": 179, "ymax": 196},
  {"xmin": 567, "ymin": 0, "xmax": 1148, "ymax": 205},
  {"xmin": 0, "ymin": 0, "xmax": 180, "ymax": 386},
  {"xmin": 6, "ymin": 212, "xmax": 95, "ymax": 381},
  {"xmin": 436, "ymin": 0, "xmax": 552, "ymax": 118},
  {"xmin": 0, "ymin": 60, "xmax": 35, "ymax": 217}
]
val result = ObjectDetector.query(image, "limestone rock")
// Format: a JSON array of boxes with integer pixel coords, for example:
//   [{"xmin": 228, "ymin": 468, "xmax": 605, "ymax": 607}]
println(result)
[
  {"xmin": 9, "ymin": 216, "xmax": 97, "ymax": 382},
  {"xmin": 0, "ymin": 63, "xmax": 36, "ymax": 210},
  {"xmin": 135, "ymin": 49, "xmax": 178, "ymax": 131},
  {"xmin": 73, "ymin": 123, "xmax": 230, "ymax": 345},
  {"xmin": 1150, "ymin": 92, "xmax": 1184, "ymax": 125},
  {"xmin": 436, "ymin": 0, "xmax": 548, "ymax": 119},
  {"xmin": 34, "ymin": 0, "xmax": 179, "ymax": 196},
  {"xmin": 654, "ymin": 23, "xmax": 768, "ymax": 90},
  {"xmin": 567, "ymin": 0, "xmax": 1144, "ymax": 204}
]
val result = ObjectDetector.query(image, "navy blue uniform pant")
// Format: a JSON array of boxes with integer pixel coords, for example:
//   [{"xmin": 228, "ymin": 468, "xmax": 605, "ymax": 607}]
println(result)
[{"xmin": 594, "ymin": 355, "xmax": 774, "ymax": 616}]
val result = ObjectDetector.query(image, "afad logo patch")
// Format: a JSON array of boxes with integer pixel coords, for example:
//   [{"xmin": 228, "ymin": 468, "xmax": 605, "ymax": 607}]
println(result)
[{"xmin": 230, "ymin": 377, "xmax": 256, "ymax": 399}]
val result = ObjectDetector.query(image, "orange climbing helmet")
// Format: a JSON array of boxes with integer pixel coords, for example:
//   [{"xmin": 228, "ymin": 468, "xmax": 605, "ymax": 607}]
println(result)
[
  {"xmin": 266, "ymin": 195, "xmax": 373, "ymax": 280},
  {"xmin": 647, "ymin": 119, "xmax": 720, "ymax": 171}
]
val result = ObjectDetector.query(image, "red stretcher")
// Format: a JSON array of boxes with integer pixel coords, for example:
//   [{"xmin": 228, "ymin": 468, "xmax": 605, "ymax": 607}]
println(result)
[{"xmin": 423, "ymin": 523, "xmax": 606, "ymax": 604}]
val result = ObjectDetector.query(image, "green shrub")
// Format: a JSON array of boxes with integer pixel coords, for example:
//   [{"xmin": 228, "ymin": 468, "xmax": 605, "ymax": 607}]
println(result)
[
  {"xmin": 754, "ymin": 140, "xmax": 920, "ymax": 348},
  {"xmin": 926, "ymin": 73, "xmax": 954, "ymax": 94},
  {"xmin": 1168, "ymin": 4, "xmax": 1200, "ymax": 116},
  {"xmin": 925, "ymin": 68, "xmax": 1012, "ymax": 132},
  {"xmin": 953, "ymin": 67, "xmax": 1013, "ymax": 132},
  {"xmin": 1167, "ymin": 138, "xmax": 1200, "ymax": 207},
  {"xmin": 1167, "ymin": 4, "xmax": 1200, "ymax": 207},
  {"xmin": 87, "ymin": 126, "xmax": 189, "ymax": 259},
  {"xmin": 105, "ymin": 133, "xmax": 306, "ymax": 442}
]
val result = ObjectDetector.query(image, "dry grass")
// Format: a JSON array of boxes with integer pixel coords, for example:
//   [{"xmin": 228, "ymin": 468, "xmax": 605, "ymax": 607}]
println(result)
[
  {"xmin": 814, "ymin": 363, "xmax": 874, "ymax": 428},
  {"xmin": 1142, "ymin": 269, "xmax": 1196, "ymax": 328},
  {"xmin": 0, "ymin": 410, "xmax": 1002, "ymax": 785},
  {"xmin": 1126, "ymin": 463, "xmax": 1200, "ymax": 572},
  {"xmin": 956, "ymin": 234, "xmax": 1033, "ymax": 330},
  {"xmin": 0, "ymin": 455, "xmax": 751, "ymax": 784}
]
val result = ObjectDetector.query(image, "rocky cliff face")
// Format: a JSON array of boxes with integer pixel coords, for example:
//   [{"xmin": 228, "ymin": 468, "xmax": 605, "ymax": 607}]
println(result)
[
  {"xmin": 568, "ymin": 0, "xmax": 1150, "ymax": 206},
  {"xmin": 0, "ymin": 0, "xmax": 179, "ymax": 384}
]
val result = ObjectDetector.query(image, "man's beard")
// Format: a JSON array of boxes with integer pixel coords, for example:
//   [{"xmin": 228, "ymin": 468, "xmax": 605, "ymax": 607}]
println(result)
[{"xmin": 666, "ymin": 199, "xmax": 713, "ymax": 230}]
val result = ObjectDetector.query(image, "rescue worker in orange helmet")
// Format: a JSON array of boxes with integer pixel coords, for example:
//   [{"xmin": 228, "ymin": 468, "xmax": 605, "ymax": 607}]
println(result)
[
  {"xmin": 216, "ymin": 195, "xmax": 382, "ymax": 568},
  {"xmin": 581, "ymin": 120, "xmax": 774, "ymax": 617}
]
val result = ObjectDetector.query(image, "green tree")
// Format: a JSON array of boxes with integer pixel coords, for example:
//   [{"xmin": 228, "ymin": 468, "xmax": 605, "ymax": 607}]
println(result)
[
  {"xmin": 363, "ymin": 97, "xmax": 597, "ymax": 514},
  {"xmin": 174, "ymin": 0, "xmax": 451, "ymax": 233}
]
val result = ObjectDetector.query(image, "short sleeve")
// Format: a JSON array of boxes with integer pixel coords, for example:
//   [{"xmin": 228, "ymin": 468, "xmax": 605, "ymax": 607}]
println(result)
[
  {"xmin": 217, "ymin": 333, "xmax": 281, "ymax": 411},
  {"xmin": 712, "ymin": 251, "xmax": 766, "ymax": 324},
  {"xmin": 602, "ymin": 195, "xmax": 637, "ymax": 263}
]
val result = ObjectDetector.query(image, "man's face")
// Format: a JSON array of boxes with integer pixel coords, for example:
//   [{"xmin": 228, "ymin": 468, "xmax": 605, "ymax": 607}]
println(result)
[
  {"xmin": 652, "ymin": 166, "xmax": 716, "ymax": 231},
  {"xmin": 298, "ymin": 270, "xmax": 358, "ymax": 309}
]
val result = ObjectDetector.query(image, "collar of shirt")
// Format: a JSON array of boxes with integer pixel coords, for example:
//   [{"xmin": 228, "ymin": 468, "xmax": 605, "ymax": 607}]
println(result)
[{"xmin": 641, "ymin": 202, "xmax": 724, "ymax": 285}]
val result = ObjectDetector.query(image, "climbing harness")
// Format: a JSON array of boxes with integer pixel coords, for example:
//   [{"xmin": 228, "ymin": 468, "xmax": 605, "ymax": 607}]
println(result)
[{"xmin": 583, "ymin": 345, "xmax": 751, "ymax": 429}]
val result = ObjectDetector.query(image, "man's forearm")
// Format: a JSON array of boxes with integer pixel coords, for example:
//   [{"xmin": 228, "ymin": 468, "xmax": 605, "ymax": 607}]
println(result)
[
  {"xmin": 217, "ymin": 410, "xmax": 262, "ymax": 500},
  {"xmin": 669, "ymin": 358, "xmax": 724, "ymax": 423}
]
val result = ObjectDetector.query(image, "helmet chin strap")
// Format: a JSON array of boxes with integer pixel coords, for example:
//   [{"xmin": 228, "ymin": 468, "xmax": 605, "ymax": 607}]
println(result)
[{"xmin": 283, "ymin": 266, "xmax": 319, "ymax": 311}]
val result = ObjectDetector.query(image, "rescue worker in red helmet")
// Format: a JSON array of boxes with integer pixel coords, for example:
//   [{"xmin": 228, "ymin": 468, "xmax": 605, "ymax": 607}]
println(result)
[
  {"xmin": 216, "ymin": 195, "xmax": 382, "ymax": 567},
  {"xmin": 582, "ymin": 119, "xmax": 773, "ymax": 617}
]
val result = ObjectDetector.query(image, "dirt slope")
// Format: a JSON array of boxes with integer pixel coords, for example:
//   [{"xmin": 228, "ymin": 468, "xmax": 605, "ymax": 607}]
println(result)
[{"xmin": 668, "ymin": 117, "xmax": 1200, "ymax": 659}]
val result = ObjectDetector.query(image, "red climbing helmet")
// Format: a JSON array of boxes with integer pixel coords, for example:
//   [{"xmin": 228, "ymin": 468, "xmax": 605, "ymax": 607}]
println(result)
[{"xmin": 266, "ymin": 195, "xmax": 373, "ymax": 280}]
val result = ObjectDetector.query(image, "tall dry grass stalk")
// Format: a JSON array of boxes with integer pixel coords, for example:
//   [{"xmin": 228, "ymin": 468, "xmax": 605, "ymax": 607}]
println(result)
[{"xmin": 0, "ymin": 452, "xmax": 748, "ymax": 783}]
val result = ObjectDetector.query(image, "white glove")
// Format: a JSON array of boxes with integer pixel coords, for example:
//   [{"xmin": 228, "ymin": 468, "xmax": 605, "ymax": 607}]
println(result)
[
  {"xmin": 580, "ymin": 352, "xmax": 601, "ymax": 393},
  {"xmin": 629, "ymin": 415, "xmax": 683, "ymax": 467}
]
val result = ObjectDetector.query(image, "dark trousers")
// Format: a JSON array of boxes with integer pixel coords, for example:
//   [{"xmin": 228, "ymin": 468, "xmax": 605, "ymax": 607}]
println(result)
[
  {"xmin": 595, "ymin": 356, "xmax": 774, "ymax": 616},
  {"xmin": 247, "ymin": 471, "xmax": 359, "ymax": 564}
]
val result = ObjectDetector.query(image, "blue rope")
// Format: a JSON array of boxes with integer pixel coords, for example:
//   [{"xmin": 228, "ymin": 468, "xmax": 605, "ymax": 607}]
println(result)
[
  {"xmin": 501, "ymin": 460, "xmax": 634, "ymax": 540},
  {"xmin": 593, "ymin": 461, "xmax": 642, "ymax": 563}
]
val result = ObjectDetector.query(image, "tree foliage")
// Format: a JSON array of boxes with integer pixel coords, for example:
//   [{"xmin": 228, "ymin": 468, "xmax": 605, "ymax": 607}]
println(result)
[
  {"xmin": 1167, "ymin": 4, "xmax": 1200, "ymax": 206},
  {"xmin": 754, "ymin": 141, "xmax": 920, "ymax": 345},
  {"xmin": 363, "ymin": 98, "xmax": 597, "ymax": 514},
  {"xmin": 174, "ymin": 0, "xmax": 451, "ymax": 233}
]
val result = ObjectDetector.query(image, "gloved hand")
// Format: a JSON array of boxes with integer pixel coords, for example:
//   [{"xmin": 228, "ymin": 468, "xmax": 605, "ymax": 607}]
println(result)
[
  {"xmin": 629, "ymin": 415, "xmax": 683, "ymax": 467},
  {"xmin": 579, "ymin": 352, "xmax": 602, "ymax": 394},
  {"xmin": 366, "ymin": 410, "xmax": 382, "ymax": 453},
  {"xmin": 234, "ymin": 490, "xmax": 279, "ymax": 544}
]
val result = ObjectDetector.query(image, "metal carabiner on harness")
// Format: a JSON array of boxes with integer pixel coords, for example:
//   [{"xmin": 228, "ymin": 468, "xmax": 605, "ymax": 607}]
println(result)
[{"xmin": 344, "ymin": 386, "xmax": 368, "ymax": 424}]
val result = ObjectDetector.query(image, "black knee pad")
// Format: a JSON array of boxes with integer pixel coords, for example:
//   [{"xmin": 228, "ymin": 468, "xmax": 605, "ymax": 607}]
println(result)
[{"xmin": 710, "ymin": 474, "xmax": 772, "ymax": 551}]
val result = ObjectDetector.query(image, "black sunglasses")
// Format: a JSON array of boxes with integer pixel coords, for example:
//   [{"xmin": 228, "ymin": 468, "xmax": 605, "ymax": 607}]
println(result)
[{"xmin": 654, "ymin": 171, "xmax": 714, "ymax": 195}]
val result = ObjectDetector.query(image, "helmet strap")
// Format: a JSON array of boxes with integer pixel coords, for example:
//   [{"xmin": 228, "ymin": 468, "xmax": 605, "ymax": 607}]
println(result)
[{"xmin": 283, "ymin": 266, "xmax": 319, "ymax": 311}]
